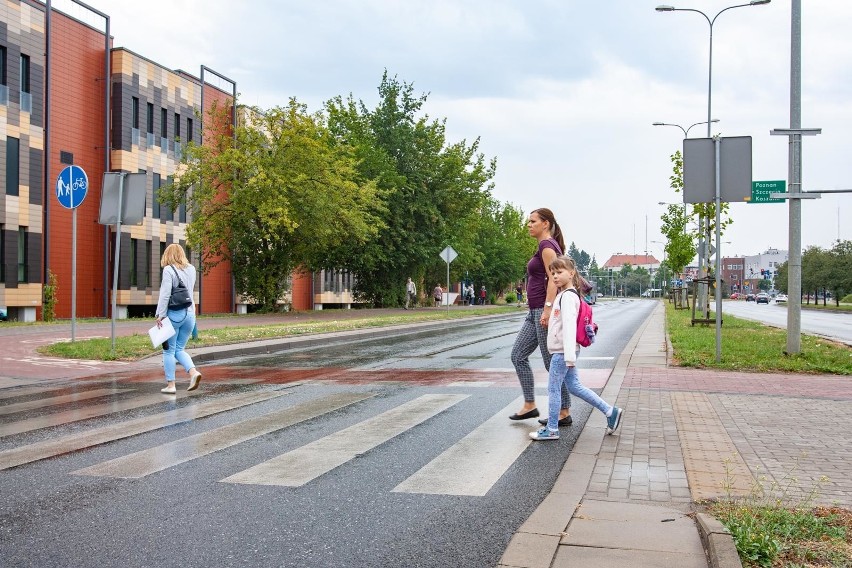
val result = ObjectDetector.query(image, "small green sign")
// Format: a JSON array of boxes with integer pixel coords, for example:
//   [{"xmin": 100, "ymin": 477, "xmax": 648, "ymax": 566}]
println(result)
[{"xmin": 749, "ymin": 180, "xmax": 786, "ymax": 204}]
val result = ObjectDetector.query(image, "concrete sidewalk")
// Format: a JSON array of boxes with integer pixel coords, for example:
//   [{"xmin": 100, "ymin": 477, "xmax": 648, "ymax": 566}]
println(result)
[{"xmin": 499, "ymin": 300, "xmax": 852, "ymax": 568}]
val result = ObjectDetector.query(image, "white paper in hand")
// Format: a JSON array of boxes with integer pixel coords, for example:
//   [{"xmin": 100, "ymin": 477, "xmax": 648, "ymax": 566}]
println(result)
[{"xmin": 148, "ymin": 318, "xmax": 176, "ymax": 348}]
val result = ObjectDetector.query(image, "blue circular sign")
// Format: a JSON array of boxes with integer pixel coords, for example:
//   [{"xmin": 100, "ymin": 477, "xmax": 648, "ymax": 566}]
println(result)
[{"xmin": 55, "ymin": 165, "xmax": 88, "ymax": 209}]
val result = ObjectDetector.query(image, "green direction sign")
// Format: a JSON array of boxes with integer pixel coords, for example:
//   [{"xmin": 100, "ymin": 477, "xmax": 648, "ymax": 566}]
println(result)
[{"xmin": 749, "ymin": 180, "xmax": 786, "ymax": 204}]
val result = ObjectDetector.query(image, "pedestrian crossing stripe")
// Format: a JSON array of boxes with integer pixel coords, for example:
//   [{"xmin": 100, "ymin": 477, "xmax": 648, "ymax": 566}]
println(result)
[
  {"xmin": 0, "ymin": 391, "xmax": 195, "ymax": 439},
  {"xmin": 71, "ymin": 392, "xmax": 374, "ymax": 479},
  {"xmin": 0, "ymin": 388, "xmax": 134, "ymax": 416},
  {"xmin": 0, "ymin": 390, "xmax": 287, "ymax": 471},
  {"xmin": 220, "ymin": 393, "xmax": 469, "ymax": 487},
  {"xmin": 393, "ymin": 397, "xmax": 532, "ymax": 496},
  {"xmin": 0, "ymin": 385, "xmax": 69, "ymax": 401}
]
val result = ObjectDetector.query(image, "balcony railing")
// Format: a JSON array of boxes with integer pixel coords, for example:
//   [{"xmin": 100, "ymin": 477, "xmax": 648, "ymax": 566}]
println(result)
[
  {"xmin": 146, "ymin": 132, "xmax": 155, "ymax": 146},
  {"xmin": 131, "ymin": 127, "xmax": 140, "ymax": 145},
  {"xmin": 19, "ymin": 91, "xmax": 32, "ymax": 112},
  {"xmin": 0, "ymin": 85, "xmax": 8, "ymax": 105}
]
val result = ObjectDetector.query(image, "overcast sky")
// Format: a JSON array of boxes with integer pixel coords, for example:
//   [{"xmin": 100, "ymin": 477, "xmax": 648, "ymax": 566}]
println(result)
[{"xmin": 72, "ymin": 0, "xmax": 852, "ymax": 264}]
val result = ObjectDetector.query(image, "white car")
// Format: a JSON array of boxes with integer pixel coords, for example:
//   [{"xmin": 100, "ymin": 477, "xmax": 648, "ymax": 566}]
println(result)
[{"xmin": 775, "ymin": 294, "xmax": 788, "ymax": 304}]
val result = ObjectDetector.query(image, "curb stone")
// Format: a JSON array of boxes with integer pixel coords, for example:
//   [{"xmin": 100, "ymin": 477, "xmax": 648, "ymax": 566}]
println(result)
[{"xmin": 695, "ymin": 512, "xmax": 743, "ymax": 568}]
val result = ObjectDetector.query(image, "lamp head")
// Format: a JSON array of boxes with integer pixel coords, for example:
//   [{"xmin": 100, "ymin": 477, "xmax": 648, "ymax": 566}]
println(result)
[
  {"xmin": 750, "ymin": 0, "xmax": 770, "ymax": 5},
  {"xmin": 655, "ymin": 5, "xmax": 676, "ymax": 11},
  {"xmin": 652, "ymin": 122, "xmax": 666, "ymax": 126},
  {"xmin": 710, "ymin": 119, "xmax": 720, "ymax": 123}
]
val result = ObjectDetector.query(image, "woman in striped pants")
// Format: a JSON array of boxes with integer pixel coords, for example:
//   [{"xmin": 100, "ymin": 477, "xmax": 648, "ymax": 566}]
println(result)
[{"xmin": 508, "ymin": 208, "xmax": 571, "ymax": 425}]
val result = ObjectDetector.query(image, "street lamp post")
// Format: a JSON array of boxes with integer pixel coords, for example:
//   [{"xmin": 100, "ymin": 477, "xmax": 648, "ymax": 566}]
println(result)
[
  {"xmin": 652, "ymin": 119, "xmax": 719, "ymax": 139},
  {"xmin": 656, "ymin": 0, "xmax": 771, "ymax": 359}
]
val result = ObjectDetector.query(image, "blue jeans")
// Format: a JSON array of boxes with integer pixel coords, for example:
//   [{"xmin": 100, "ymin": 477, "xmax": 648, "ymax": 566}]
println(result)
[
  {"xmin": 163, "ymin": 308, "xmax": 197, "ymax": 382},
  {"xmin": 547, "ymin": 352, "xmax": 612, "ymax": 431}
]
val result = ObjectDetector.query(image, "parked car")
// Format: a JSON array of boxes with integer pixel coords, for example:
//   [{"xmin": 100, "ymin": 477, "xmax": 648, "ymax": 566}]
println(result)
[
  {"xmin": 756, "ymin": 293, "xmax": 770, "ymax": 304},
  {"xmin": 745, "ymin": 293, "xmax": 756, "ymax": 302},
  {"xmin": 730, "ymin": 292, "xmax": 740, "ymax": 300},
  {"xmin": 0, "ymin": 308, "xmax": 7, "ymax": 322},
  {"xmin": 775, "ymin": 294, "xmax": 788, "ymax": 304}
]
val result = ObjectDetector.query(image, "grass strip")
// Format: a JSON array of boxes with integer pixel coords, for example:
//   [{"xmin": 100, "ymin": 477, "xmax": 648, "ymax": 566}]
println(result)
[
  {"xmin": 38, "ymin": 307, "xmax": 519, "ymax": 362},
  {"xmin": 666, "ymin": 301, "xmax": 852, "ymax": 375}
]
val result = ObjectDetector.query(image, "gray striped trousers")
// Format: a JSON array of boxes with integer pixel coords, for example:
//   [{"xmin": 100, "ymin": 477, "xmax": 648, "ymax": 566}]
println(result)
[{"xmin": 511, "ymin": 308, "xmax": 570, "ymax": 408}]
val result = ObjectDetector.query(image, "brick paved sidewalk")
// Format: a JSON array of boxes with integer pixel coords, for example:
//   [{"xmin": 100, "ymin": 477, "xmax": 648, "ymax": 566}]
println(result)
[{"xmin": 502, "ymin": 300, "xmax": 852, "ymax": 567}]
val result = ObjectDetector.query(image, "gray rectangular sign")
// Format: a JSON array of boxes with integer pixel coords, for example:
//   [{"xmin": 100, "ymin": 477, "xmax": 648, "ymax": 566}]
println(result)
[
  {"xmin": 99, "ymin": 172, "xmax": 147, "ymax": 225},
  {"xmin": 683, "ymin": 136, "xmax": 752, "ymax": 203}
]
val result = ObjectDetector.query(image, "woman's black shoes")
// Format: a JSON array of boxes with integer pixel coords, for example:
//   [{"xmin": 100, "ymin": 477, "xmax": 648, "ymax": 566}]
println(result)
[
  {"xmin": 538, "ymin": 416, "xmax": 573, "ymax": 427},
  {"xmin": 509, "ymin": 408, "xmax": 540, "ymax": 420}
]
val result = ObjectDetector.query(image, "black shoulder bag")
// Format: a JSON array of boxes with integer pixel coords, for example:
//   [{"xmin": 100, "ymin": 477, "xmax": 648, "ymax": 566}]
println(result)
[{"xmin": 167, "ymin": 266, "xmax": 193, "ymax": 310}]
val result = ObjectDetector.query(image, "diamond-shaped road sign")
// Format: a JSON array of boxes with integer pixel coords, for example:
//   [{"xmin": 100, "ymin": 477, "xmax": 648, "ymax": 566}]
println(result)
[{"xmin": 440, "ymin": 246, "xmax": 458, "ymax": 264}]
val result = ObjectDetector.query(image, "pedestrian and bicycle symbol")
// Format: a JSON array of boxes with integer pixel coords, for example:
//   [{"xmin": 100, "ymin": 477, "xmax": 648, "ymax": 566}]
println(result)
[{"xmin": 55, "ymin": 165, "xmax": 88, "ymax": 209}]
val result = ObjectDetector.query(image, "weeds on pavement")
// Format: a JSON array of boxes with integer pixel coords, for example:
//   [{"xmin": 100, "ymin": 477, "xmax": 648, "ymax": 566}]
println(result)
[{"xmin": 708, "ymin": 459, "xmax": 852, "ymax": 567}]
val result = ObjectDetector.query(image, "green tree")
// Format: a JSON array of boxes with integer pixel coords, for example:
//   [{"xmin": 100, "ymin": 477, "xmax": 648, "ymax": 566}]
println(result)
[
  {"xmin": 325, "ymin": 72, "xmax": 495, "ymax": 306},
  {"xmin": 467, "ymin": 200, "xmax": 532, "ymax": 297},
  {"xmin": 659, "ymin": 151, "xmax": 695, "ymax": 275},
  {"xmin": 163, "ymin": 100, "xmax": 382, "ymax": 311}
]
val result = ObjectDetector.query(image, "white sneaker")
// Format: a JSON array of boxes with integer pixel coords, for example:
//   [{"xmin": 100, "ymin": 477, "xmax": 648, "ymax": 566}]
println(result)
[
  {"xmin": 161, "ymin": 383, "xmax": 177, "ymax": 394},
  {"xmin": 188, "ymin": 370, "xmax": 202, "ymax": 392}
]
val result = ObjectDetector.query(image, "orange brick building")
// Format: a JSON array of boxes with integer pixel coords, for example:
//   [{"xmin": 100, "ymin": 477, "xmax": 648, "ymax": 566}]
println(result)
[{"xmin": 2, "ymin": 0, "xmax": 352, "ymax": 321}]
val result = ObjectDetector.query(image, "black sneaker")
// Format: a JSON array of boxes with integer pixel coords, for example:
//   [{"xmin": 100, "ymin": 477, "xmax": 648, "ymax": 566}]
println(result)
[{"xmin": 538, "ymin": 415, "xmax": 573, "ymax": 427}]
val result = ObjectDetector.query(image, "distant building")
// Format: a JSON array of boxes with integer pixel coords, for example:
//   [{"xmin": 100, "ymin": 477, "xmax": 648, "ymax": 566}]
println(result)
[
  {"xmin": 720, "ymin": 257, "xmax": 746, "ymax": 294},
  {"xmin": 602, "ymin": 254, "xmax": 660, "ymax": 272},
  {"xmin": 743, "ymin": 248, "xmax": 788, "ymax": 292}
]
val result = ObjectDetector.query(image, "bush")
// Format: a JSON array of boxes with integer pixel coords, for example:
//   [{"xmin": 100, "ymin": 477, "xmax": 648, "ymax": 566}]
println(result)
[
  {"xmin": 43, "ymin": 270, "xmax": 58, "ymax": 322},
  {"xmin": 841, "ymin": 294, "xmax": 852, "ymax": 304},
  {"xmin": 504, "ymin": 293, "xmax": 517, "ymax": 304}
]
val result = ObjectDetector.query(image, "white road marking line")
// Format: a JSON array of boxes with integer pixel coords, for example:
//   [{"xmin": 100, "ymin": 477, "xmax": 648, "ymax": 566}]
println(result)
[
  {"xmin": 0, "ymin": 393, "xmax": 185, "ymax": 438},
  {"xmin": 0, "ymin": 385, "xmax": 68, "ymax": 400},
  {"xmin": 0, "ymin": 388, "xmax": 134, "ymax": 416},
  {"xmin": 0, "ymin": 390, "xmax": 286, "ymax": 470},
  {"xmin": 71, "ymin": 392, "xmax": 373, "ymax": 479},
  {"xmin": 221, "ymin": 393, "xmax": 468, "ymax": 487},
  {"xmin": 392, "ymin": 397, "xmax": 532, "ymax": 496}
]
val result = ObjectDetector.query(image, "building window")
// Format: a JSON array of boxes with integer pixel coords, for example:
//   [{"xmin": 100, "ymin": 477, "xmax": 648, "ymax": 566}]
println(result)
[
  {"xmin": 152, "ymin": 173, "xmax": 161, "ymax": 218},
  {"xmin": 174, "ymin": 112, "xmax": 181, "ymax": 139},
  {"xmin": 131, "ymin": 97, "xmax": 139, "ymax": 129},
  {"xmin": 130, "ymin": 238, "xmax": 138, "ymax": 287},
  {"xmin": 5, "ymin": 137, "xmax": 19, "ymax": 196},
  {"xmin": 0, "ymin": 224, "xmax": 4, "ymax": 282},
  {"xmin": 0, "ymin": 45, "xmax": 6, "ymax": 85},
  {"xmin": 0, "ymin": 46, "xmax": 7, "ymax": 105},
  {"xmin": 131, "ymin": 97, "xmax": 140, "ymax": 144},
  {"xmin": 145, "ymin": 241, "xmax": 152, "ymax": 287},
  {"xmin": 160, "ymin": 108, "xmax": 167, "ymax": 137},
  {"xmin": 146, "ymin": 103, "xmax": 155, "ymax": 145},
  {"xmin": 19, "ymin": 54, "xmax": 31, "ymax": 111},
  {"xmin": 187, "ymin": 117, "xmax": 193, "ymax": 144},
  {"xmin": 17, "ymin": 227, "xmax": 27, "ymax": 283},
  {"xmin": 19, "ymin": 54, "xmax": 29, "ymax": 92}
]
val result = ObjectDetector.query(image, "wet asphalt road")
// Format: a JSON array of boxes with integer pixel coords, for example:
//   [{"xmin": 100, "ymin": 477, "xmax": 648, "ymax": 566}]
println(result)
[{"xmin": 0, "ymin": 300, "xmax": 655, "ymax": 568}]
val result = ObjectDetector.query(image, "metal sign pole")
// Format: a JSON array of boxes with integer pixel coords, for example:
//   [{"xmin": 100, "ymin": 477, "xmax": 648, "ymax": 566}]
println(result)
[
  {"xmin": 714, "ymin": 136, "xmax": 722, "ymax": 362},
  {"xmin": 446, "ymin": 260, "xmax": 450, "ymax": 317},
  {"xmin": 110, "ymin": 173, "xmax": 124, "ymax": 352},
  {"xmin": 72, "ymin": 206, "xmax": 77, "ymax": 342}
]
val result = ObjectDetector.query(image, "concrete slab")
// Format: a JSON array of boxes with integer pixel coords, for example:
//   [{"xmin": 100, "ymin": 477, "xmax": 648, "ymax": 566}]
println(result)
[{"xmin": 553, "ymin": 545, "xmax": 708, "ymax": 568}]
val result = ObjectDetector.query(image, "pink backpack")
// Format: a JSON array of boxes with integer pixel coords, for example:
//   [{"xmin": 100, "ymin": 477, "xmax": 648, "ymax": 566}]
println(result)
[{"xmin": 567, "ymin": 289, "xmax": 597, "ymax": 347}]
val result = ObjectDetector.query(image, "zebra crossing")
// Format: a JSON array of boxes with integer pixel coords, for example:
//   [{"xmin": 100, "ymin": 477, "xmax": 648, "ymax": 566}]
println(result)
[{"xmin": 0, "ymin": 381, "xmax": 562, "ymax": 496}]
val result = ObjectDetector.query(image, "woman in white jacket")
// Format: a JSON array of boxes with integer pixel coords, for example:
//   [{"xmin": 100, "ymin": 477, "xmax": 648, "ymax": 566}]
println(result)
[{"xmin": 530, "ymin": 255, "xmax": 622, "ymax": 441}]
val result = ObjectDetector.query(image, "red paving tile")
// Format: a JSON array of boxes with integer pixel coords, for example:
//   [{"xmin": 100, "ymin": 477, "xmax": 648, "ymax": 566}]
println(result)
[{"xmin": 623, "ymin": 367, "xmax": 852, "ymax": 399}]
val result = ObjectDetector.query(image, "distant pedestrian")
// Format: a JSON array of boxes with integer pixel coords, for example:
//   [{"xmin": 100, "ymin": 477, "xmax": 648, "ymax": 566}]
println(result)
[
  {"xmin": 155, "ymin": 243, "xmax": 202, "ymax": 394},
  {"xmin": 479, "ymin": 286, "xmax": 487, "ymax": 305},
  {"xmin": 465, "ymin": 284, "xmax": 474, "ymax": 306},
  {"xmin": 433, "ymin": 284, "xmax": 443, "ymax": 307},
  {"xmin": 530, "ymin": 255, "xmax": 622, "ymax": 440},
  {"xmin": 405, "ymin": 277, "xmax": 417, "ymax": 309},
  {"xmin": 509, "ymin": 208, "xmax": 571, "ymax": 424},
  {"xmin": 516, "ymin": 283, "xmax": 524, "ymax": 305}
]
